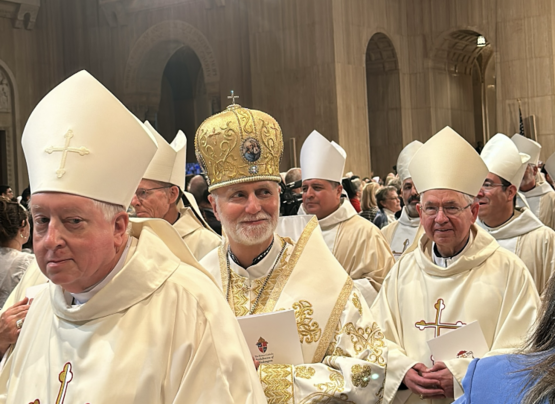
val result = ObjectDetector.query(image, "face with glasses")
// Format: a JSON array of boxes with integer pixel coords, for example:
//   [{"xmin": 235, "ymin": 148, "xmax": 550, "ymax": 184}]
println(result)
[
  {"xmin": 130, "ymin": 179, "xmax": 179, "ymax": 220},
  {"xmin": 383, "ymin": 190, "xmax": 401, "ymax": 213},
  {"xmin": 476, "ymin": 173, "xmax": 517, "ymax": 226},
  {"xmin": 417, "ymin": 189, "xmax": 479, "ymax": 257}
]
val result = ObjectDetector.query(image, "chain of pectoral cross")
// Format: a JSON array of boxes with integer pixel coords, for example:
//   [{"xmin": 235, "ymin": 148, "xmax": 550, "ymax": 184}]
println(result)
[
  {"xmin": 45, "ymin": 130, "xmax": 90, "ymax": 178},
  {"xmin": 415, "ymin": 298, "xmax": 466, "ymax": 338}
]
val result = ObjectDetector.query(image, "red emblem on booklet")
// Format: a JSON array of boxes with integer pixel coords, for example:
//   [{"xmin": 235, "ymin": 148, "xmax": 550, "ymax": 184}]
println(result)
[{"xmin": 256, "ymin": 337, "xmax": 268, "ymax": 353}]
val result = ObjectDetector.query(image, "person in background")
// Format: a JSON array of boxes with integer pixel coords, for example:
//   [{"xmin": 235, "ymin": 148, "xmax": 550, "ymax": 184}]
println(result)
[
  {"xmin": 360, "ymin": 181, "xmax": 380, "ymax": 223},
  {"xmin": 188, "ymin": 174, "xmax": 222, "ymax": 235},
  {"xmin": 373, "ymin": 185, "xmax": 401, "ymax": 229},
  {"xmin": 0, "ymin": 186, "xmax": 14, "ymax": 201}
]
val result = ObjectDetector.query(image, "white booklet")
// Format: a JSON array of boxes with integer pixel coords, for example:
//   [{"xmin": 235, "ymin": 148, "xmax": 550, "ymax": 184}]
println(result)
[
  {"xmin": 427, "ymin": 320, "xmax": 489, "ymax": 362},
  {"xmin": 237, "ymin": 309, "xmax": 304, "ymax": 365}
]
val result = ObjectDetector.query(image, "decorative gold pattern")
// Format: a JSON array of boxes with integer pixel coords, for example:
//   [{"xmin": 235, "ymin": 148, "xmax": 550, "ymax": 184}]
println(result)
[
  {"xmin": 295, "ymin": 366, "xmax": 316, "ymax": 379},
  {"xmin": 352, "ymin": 293, "xmax": 363, "ymax": 316},
  {"xmin": 293, "ymin": 300, "xmax": 322, "ymax": 344},
  {"xmin": 312, "ymin": 277, "xmax": 353, "ymax": 363},
  {"xmin": 299, "ymin": 370, "xmax": 354, "ymax": 404},
  {"xmin": 259, "ymin": 364, "xmax": 294, "ymax": 404},
  {"xmin": 351, "ymin": 364, "xmax": 372, "ymax": 388},
  {"xmin": 195, "ymin": 104, "xmax": 284, "ymax": 192},
  {"xmin": 337, "ymin": 322, "xmax": 386, "ymax": 366},
  {"xmin": 331, "ymin": 347, "xmax": 352, "ymax": 358}
]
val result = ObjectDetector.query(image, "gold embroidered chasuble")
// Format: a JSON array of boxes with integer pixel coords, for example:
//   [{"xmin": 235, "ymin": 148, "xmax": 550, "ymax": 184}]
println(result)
[
  {"xmin": 0, "ymin": 221, "xmax": 266, "ymax": 404},
  {"xmin": 370, "ymin": 224, "xmax": 540, "ymax": 404},
  {"xmin": 200, "ymin": 217, "xmax": 388, "ymax": 404},
  {"xmin": 478, "ymin": 207, "xmax": 555, "ymax": 293},
  {"xmin": 298, "ymin": 199, "xmax": 395, "ymax": 304}
]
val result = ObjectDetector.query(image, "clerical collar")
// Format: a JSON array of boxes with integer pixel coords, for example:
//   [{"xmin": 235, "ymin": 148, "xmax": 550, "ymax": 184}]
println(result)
[
  {"xmin": 432, "ymin": 233, "xmax": 472, "ymax": 268},
  {"xmin": 228, "ymin": 238, "xmax": 274, "ymax": 268},
  {"xmin": 70, "ymin": 236, "xmax": 132, "ymax": 305}
]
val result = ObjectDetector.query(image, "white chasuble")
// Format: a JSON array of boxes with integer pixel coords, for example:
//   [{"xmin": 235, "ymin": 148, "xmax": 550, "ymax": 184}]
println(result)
[
  {"xmin": 298, "ymin": 200, "xmax": 395, "ymax": 303},
  {"xmin": 478, "ymin": 207, "xmax": 555, "ymax": 293},
  {"xmin": 201, "ymin": 216, "xmax": 388, "ymax": 404},
  {"xmin": 370, "ymin": 224, "xmax": 539, "ymax": 404},
  {"xmin": 517, "ymin": 181, "xmax": 555, "ymax": 230},
  {"xmin": 174, "ymin": 205, "xmax": 221, "ymax": 260},
  {"xmin": 0, "ymin": 225, "xmax": 265, "ymax": 404},
  {"xmin": 381, "ymin": 208, "xmax": 424, "ymax": 261}
]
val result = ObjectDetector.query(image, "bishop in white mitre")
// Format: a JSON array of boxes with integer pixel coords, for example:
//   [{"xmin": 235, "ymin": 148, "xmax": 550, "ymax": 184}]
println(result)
[
  {"xmin": 298, "ymin": 130, "xmax": 395, "ymax": 304},
  {"xmin": 512, "ymin": 134, "xmax": 555, "ymax": 230},
  {"xmin": 0, "ymin": 71, "xmax": 265, "ymax": 403},
  {"xmin": 196, "ymin": 104, "xmax": 387, "ymax": 403},
  {"xmin": 133, "ymin": 121, "xmax": 221, "ymax": 260},
  {"xmin": 381, "ymin": 141, "xmax": 425, "ymax": 260},
  {"xmin": 477, "ymin": 133, "xmax": 555, "ymax": 293},
  {"xmin": 371, "ymin": 127, "xmax": 539, "ymax": 404}
]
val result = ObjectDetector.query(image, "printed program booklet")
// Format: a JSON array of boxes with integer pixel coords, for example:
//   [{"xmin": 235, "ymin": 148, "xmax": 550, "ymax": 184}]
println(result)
[{"xmin": 237, "ymin": 309, "xmax": 303, "ymax": 365}]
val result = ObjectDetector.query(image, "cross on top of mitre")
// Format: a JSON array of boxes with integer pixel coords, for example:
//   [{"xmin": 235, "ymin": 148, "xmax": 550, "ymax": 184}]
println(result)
[
  {"xmin": 227, "ymin": 90, "xmax": 239, "ymax": 105},
  {"xmin": 44, "ymin": 130, "xmax": 90, "ymax": 178}
]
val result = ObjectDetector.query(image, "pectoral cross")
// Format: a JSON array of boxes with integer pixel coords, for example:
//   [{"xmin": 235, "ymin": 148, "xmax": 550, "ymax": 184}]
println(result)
[
  {"xmin": 55, "ymin": 362, "xmax": 73, "ymax": 404},
  {"xmin": 227, "ymin": 90, "xmax": 239, "ymax": 105},
  {"xmin": 415, "ymin": 298, "xmax": 465, "ymax": 338},
  {"xmin": 45, "ymin": 130, "xmax": 90, "ymax": 178}
]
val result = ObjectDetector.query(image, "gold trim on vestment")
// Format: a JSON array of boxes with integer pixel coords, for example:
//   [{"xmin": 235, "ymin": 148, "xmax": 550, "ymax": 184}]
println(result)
[
  {"xmin": 259, "ymin": 364, "xmax": 294, "ymax": 404},
  {"xmin": 311, "ymin": 277, "xmax": 354, "ymax": 363},
  {"xmin": 264, "ymin": 216, "xmax": 319, "ymax": 312}
]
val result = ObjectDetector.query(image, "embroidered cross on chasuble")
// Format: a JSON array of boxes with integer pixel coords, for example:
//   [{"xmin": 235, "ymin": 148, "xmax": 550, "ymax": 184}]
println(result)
[
  {"xmin": 415, "ymin": 298, "xmax": 466, "ymax": 338},
  {"xmin": 45, "ymin": 130, "xmax": 90, "ymax": 178}
]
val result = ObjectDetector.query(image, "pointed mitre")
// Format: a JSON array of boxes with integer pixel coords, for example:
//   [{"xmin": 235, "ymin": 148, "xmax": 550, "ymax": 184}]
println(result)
[
  {"xmin": 195, "ymin": 104, "xmax": 283, "ymax": 192},
  {"xmin": 544, "ymin": 152, "xmax": 555, "ymax": 182},
  {"xmin": 22, "ymin": 70, "xmax": 158, "ymax": 207},
  {"xmin": 300, "ymin": 130, "xmax": 346, "ymax": 183},
  {"xmin": 397, "ymin": 141, "xmax": 423, "ymax": 182},
  {"xmin": 511, "ymin": 134, "xmax": 541, "ymax": 166},
  {"xmin": 481, "ymin": 133, "xmax": 530, "ymax": 186},
  {"xmin": 409, "ymin": 126, "xmax": 489, "ymax": 196},
  {"xmin": 143, "ymin": 122, "xmax": 187, "ymax": 190}
]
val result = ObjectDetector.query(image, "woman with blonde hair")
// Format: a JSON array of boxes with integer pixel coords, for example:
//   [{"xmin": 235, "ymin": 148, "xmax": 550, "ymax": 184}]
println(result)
[{"xmin": 359, "ymin": 181, "xmax": 380, "ymax": 223}]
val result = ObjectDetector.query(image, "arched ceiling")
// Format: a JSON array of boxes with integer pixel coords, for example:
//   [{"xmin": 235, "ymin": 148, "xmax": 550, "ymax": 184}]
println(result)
[
  {"xmin": 433, "ymin": 30, "xmax": 492, "ymax": 75},
  {"xmin": 366, "ymin": 33, "xmax": 398, "ymax": 73}
]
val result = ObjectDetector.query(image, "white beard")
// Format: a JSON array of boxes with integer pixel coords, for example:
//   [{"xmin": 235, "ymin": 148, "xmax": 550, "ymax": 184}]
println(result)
[{"xmin": 217, "ymin": 208, "xmax": 278, "ymax": 246}]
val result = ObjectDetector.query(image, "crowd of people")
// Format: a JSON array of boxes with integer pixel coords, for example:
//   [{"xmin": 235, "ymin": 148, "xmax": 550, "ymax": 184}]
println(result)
[{"xmin": 0, "ymin": 69, "xmax": 554, "ymax": 403}]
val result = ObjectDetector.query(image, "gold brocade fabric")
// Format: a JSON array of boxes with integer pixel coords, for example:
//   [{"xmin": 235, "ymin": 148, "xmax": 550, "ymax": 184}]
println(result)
[{"xmin": 194, "ymin": 104, "xmax": 284, "ymax": 192}]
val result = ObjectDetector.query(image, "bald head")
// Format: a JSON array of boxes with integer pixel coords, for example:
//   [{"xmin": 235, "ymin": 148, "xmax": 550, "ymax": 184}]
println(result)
[{"xmin": 188, "ymin": 175, "xmax": 209, "ymax": 208}]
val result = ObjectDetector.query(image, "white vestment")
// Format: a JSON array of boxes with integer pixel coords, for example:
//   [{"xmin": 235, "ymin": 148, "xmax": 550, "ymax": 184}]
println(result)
[
  {"xmin": 0, "ymin": 222, "xmax": 265, "ymax": 403},
  {"xmin": 371, "ymin": 224, "xmax": 539, "ymax": 404},
  {"xmin": 299, "ymin": 200, "xmax": 395, "ymax": 304},
  {"xmin": 477, "ymin": 207, "xmax": 555, "ymax": 293},
  {"xmin": 174, "ymin": 206, "xmax": 221, "ymax": 260},
  {"xmin": 201, "ymin": 217, "xmax": 388, "ymax": 404},
  {"xmin": 517, "ymin": 181, "xmax": 555, "ymax": 230},
  {"xmin": 381, "ymin": 208, "xmax": 424, "ymax": 261}
]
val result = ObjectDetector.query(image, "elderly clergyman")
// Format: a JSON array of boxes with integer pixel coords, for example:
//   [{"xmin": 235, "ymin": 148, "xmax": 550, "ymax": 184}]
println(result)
[
  {"xmin": 0, "ymin": 71, "xmax": 265, "ymax": 403},
  {"xmin": 197, "ymin": 103, "xmax": 387, "ymax": 403},
  {"xmin": 381, "ymin": 141, "xmax": 425, "ymax": 260},
  {"xmin": 477, "ymin": 133, "xmax": 555, "ymax": 293},
  {"xmin": 131, "ymin": 122, "xmax": 221, "ymax": 260},
  {"xmin": 298, "ymin": 130, "xmax": 394, "ymax": 303},
  {"xmin": 512, "ymin": 134, "xmax": 555, "ymax": 230},
  {"xmin": 371, "ymin": 127, "xmax": 539, "ymax": 404}
]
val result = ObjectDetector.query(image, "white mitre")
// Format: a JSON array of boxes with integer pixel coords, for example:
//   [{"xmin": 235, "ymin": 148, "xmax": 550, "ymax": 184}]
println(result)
[
  {"xmin": 397, "ymin": 140, "xmax": 423, "ymax": 182},
  {"xmin": 22, "ymin": 70, "xmax": 158, "ymax": 207},
  {"xmin": 481, "ymin": 134, "xmax": 530, "ymax": 186},
  {"xmin": 143, "ymin": 121, "xmax": 187, "ymax": 190},
  {"xmin": 511, "ymin": 134, "xmax": 541, "ymax": 166},
  {"xmin": 300, "ymin": 130, "xmax": 346, "ymax": 183},
  {"xmin": 409, "ymin": 126, "xmax": 489, "ymax": 197},
  {"xmin": 544, "ymin": 152, "xmax": 555, "ymax": 181}
]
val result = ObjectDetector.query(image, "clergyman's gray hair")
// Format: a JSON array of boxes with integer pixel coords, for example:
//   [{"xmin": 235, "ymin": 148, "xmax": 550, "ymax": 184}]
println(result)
[{"xmin": 419, "ymin": 191, "xmax": 475, "ymax": 206}]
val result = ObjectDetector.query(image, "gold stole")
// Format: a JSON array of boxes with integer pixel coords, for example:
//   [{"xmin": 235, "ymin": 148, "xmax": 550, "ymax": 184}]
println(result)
[{"xmin": 219, "ymin": 216, "xmax": 353, "ymax": 364}]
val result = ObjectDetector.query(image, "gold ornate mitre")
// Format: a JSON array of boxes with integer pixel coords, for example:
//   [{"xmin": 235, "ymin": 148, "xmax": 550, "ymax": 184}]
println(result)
[{"xmin": 195, "ymin": 104, "xmax": 283, "ymax": 192}]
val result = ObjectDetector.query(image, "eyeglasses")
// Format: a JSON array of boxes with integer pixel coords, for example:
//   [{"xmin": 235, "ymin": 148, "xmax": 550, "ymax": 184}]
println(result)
[
  {"xmin": 421, "ymin": 203, "xmax": 472, "ymax": 218},
  {"xmin": 134, "ymin": 186, "xmax": 171, "ymax": 200},
  {"xmin": 481, "ymin": 182, "xmax": 505, "ymax": 191}
]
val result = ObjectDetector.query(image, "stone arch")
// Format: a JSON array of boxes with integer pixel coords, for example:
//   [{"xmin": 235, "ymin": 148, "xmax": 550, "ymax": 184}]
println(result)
[
  {"xmin": 365, "ymin": 32, "xmax": 403, "ymax": 178},
  {"xmin": 0, "ymin": 59, "xmax": 21, "ymax": 192},
  {"xmin": 123, "ymin": 20, "xmax": 220, "ymax": 118},
  {"xmin": 428, "ymin": 28, "xmax": 496, "ymax": 144}
]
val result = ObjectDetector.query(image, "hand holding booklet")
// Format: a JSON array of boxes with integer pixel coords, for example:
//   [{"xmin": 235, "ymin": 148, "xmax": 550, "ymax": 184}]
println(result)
[{"xmin": 237, "ymin": 309, "xmax": 304, "ymax": 365}]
